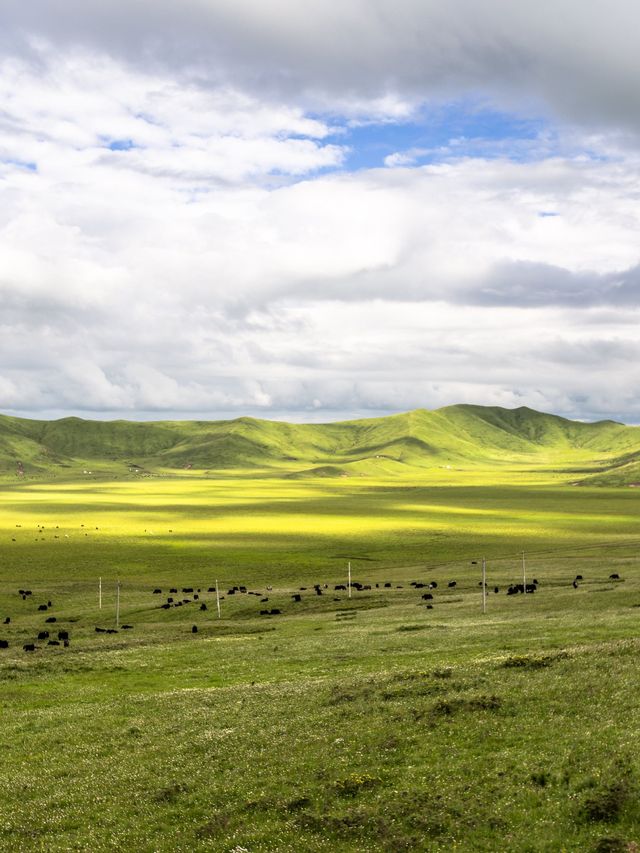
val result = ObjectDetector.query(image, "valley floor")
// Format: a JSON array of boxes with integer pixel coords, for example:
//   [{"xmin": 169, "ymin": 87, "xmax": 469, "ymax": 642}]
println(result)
[{"xmin": 0, "ymin": 471, "xmax": 639, "ymax": 851}]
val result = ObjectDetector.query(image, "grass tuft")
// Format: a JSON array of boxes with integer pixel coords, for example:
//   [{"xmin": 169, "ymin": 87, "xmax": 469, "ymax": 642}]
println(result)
[
  {"xmin": 579, "ymin": 759, "xmax": 637, "ymax": 824},
  {"xmin": 432, "ymin": 694, "xmax": 502, "ymax": 716}
]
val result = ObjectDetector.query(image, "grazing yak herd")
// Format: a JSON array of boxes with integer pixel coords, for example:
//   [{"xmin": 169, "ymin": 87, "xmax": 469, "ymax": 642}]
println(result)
[{"xmin": 0, "ymin": 571, "xmax": 625, "ymax": 654}]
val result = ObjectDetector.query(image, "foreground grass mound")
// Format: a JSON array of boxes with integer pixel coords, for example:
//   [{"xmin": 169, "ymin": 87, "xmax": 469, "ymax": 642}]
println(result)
[{"xmin": 1, "ymin": 579, "xmax": 640, "ymax": 851}]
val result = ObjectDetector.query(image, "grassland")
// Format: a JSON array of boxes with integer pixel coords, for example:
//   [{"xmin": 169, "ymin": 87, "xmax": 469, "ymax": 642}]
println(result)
[{"xmin": 1, "ymin": 408, "xmax": 640, "ymax": 851}]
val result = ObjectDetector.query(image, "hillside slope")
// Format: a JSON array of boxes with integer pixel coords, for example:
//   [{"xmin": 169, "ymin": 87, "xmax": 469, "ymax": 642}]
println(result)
[{"xmin": 0, "ymin": 405, "xmax": 639, "ymax": 481}]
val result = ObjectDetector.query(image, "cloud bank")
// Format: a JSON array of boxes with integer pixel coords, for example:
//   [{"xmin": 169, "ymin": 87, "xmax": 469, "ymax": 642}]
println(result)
[{"xmin": 1, "ymin": 3, "xmax": 640, "ymax": 422}]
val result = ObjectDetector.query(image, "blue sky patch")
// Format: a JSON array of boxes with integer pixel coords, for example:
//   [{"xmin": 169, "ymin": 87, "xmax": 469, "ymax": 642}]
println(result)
[
  {"xmin": 320, "ymin": 101, "xmax": 553, "ymax": 171},
  {"xmin": 102, "ymin": 138, "xmax": 137, "ymax": 151},
  {"xmin": 2, "ymin": 158, "xmax": 37, "ymax": 171}
]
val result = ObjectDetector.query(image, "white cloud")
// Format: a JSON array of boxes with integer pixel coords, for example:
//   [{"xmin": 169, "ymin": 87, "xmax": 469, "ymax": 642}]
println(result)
[{"xmin": 2, "ymin": 13, "xmax": 640, "ymax": 421}]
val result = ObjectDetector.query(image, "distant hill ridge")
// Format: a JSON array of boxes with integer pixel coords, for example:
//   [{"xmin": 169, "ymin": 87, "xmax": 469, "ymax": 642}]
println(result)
[{"xmin": 1, "ymin": 404, "xmax": 640, "ymax": 483}]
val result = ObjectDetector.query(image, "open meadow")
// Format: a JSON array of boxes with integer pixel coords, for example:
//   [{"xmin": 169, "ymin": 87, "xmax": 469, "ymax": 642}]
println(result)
[{"xmin": 1, "ymin": 456, "xmax": 640, "ymax": 852}]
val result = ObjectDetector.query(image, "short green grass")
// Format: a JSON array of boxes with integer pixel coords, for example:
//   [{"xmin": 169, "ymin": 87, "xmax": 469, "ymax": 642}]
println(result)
[{"xmin": 1, "ymin": 459, "xmax": 640, "ymax": 851}]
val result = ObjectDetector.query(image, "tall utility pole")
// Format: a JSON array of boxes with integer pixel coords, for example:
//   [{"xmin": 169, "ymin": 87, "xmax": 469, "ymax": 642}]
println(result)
[
  {"xmin": 482, "ymin": 557, "xmax": 487, "ymax": 614},
  {"xmin": 348, "ymin": 561, "xmax": 352, "ymax": 599},
  {"xmin": 115, "ymin": 581, "xmax": 120, "ymax": 627},
  {"xmin": 215, "ymin": 579, "xmax": 221, "ymax": 619},
  {"xmin": 99, "ymin": 577, "xmax": 102, "ymax": 610},
  {"xmin": 522, "ymin": 551, "xmax": 526, "ymax": 594}
]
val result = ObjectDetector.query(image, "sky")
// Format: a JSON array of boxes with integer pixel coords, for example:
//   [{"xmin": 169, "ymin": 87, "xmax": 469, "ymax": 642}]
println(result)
[{"xmin": 1, "ymin": 1, "xmax": 640, "ymax": 424}]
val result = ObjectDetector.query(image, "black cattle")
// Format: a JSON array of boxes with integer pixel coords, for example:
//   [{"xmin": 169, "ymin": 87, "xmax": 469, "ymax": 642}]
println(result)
[
  {"xmin": 507, "ymin": 586, "xmax": 518, "ymax": 596},
  {"xmin": 422, "ymin": 593, "xmax": 434, "ymax": 600},
  {"xmin": 199, "ymin": 603, "xmax": 207, "ymax": 611},
  {"xmin": 384, "ymin": 582, "xmax": 392, "ymax": 588},
  {"xmin": 182, "ymin": 599, "xmax": 191, "ymax": 604},
  {"xmin": 260, "ymin": 610, "xmax": 269, "ymax": 615},
  {"xmin": 193, "ymin": 594, "xmax": 199, "ymax": 600},
  {"xmin": 47, "ymin": 601, "xmax": 52, "ymax": 607},
  {"xmin": 426, "ymin": 604, "xmax": 433, "ymax": 609},
  {"xmin": 95, "ymin": 627, "xmax": 106, "ymax": 633},
  {"xmin": 106, "ymin": 629, "xmax": 118, "ymax": 634},
  {"xmin": 22, "ymin": 595, "xmax": 26, "ymax": 600},
  {"xmin": 227, "ymin": 589, "xmax": 236, "ymax": 595},
  {"xmin": 415, "ymin": 583, "xmax": 425, "ymax": 589},
  {"xmin": 63, "ymin": 640, "xmax": 69, "ymax": 648},
  {"xmin": 174, "ymin": 602, "xmax": 183, "ymax": 607},
  {"xmin": 375, "ymin": 583, "xmax": 379, "ymax": 588},
  {"xmin": 23, "ymin": 643, "xmax": 35, "ymax": 651},
  {"xmin": 122, "ymin": 625, "xmax": 133, "ymax": 630},
  {"xmin": 48, "ymin": 640, "xmax": 60, "ymax": 646},
  {"xmin": 292, "ymin": 594, "xmax": 302, "ymax": 602},
  {"xmin": 300, "ymin": 587, "xmax": 307, "ymax": 591},
  {"xmin": 525, "ymin": 584, "xmax": 536, "ymax": 593},
  {"xmin": 161, "ymin": 603, "xmax": 170, "ymax": 609},
  {"xmin": 153, "ymin": 588, "xmax": 162, "ymax": 594},
  {"xmin": 572, "ymin": 580, "xmax": 578, "ymax": 589},
  {"xmin": 261, "ymin": 597, "xmax": 269, "ymax": 602},
  {"xmin": 170, "ymin": 588, "xmax": 178, "ymax": 593},
  {"xmin": 239, "ymin": 586, "xmax": 247, "ymax": 593},
  {"xmin": 533, "ymin": 578, "xmax": 539, "ymax": 585},
  {"xmin": 167, "ymin": 597, "xmax": 174, "ymax": 603},
  {"xmin": 335, "ymin": 584, "xmax": 346, "ymax": 591},
  {"xmin": 610, "ymin": 573, "xmax": 620, "ymax": 580},
  {"xmin": 315, "ymin": 588, "xmax": 323, "ymax": 596},
  {"xmin": 448, "ymin": 581, "xmax": 457, "ymax": 588},
  {"xmin": 182, "ymin": 587, "xmax": 193, "ymax": 593},
  {"xmin": 38, "ymin": 604, "xmax": 48, "ymax": 611},
  {"xmin": 45, "ymin": 617, "xmax": 56, "ymax": 623},
  {"xmin": 471, "ymin": 561, "xmax": 478, "ymax": 565},
  {"xmin": 191, "ymin": 625, "xmax": 198, "ymax": 633},
  {"xmin": 3, "ymin": 617, "xmax": 9, "ymax": 624},
  {"xmin": 37, "ymin": 631, "xmax": 49, "ymax": 640},
  {"xmin": 575, "ymin": 574, "xmax": 583, "ymax": 581},
  {"xmin": 208, "ymin": 587, "xmax": 215, "ymax": 592},
  {"xmin": 494, "ymin": 586, "xmax": 499, "ymax": 594},
  {"xmin": 0, "ymin": 640, "xmax": 8, "ymax": 649},
  {"xmin": 429, "ymin": 582, "xmax": 438, "ymax": 589},
  {"xmin": 270, "ymin": 608, "xmax": 281, "ymax": 615},
  {"xmin": 363, "ymin": 585, "xmax": 371, "ymax": 590},
  {"xmin": 57, "ymin": 631, "xmax": 69, "ymax": 641}
]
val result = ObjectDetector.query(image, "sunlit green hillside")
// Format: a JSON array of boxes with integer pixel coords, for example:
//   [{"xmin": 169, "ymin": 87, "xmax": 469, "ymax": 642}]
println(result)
[{"xmin": 2, "ymin": 404, "xmax": 640, "ymax": 484}]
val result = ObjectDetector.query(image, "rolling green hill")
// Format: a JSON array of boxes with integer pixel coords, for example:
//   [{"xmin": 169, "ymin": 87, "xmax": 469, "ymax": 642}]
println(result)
[{"xmin": 1, "ymin": 404, "xmax": 640, "ymax": 483}]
